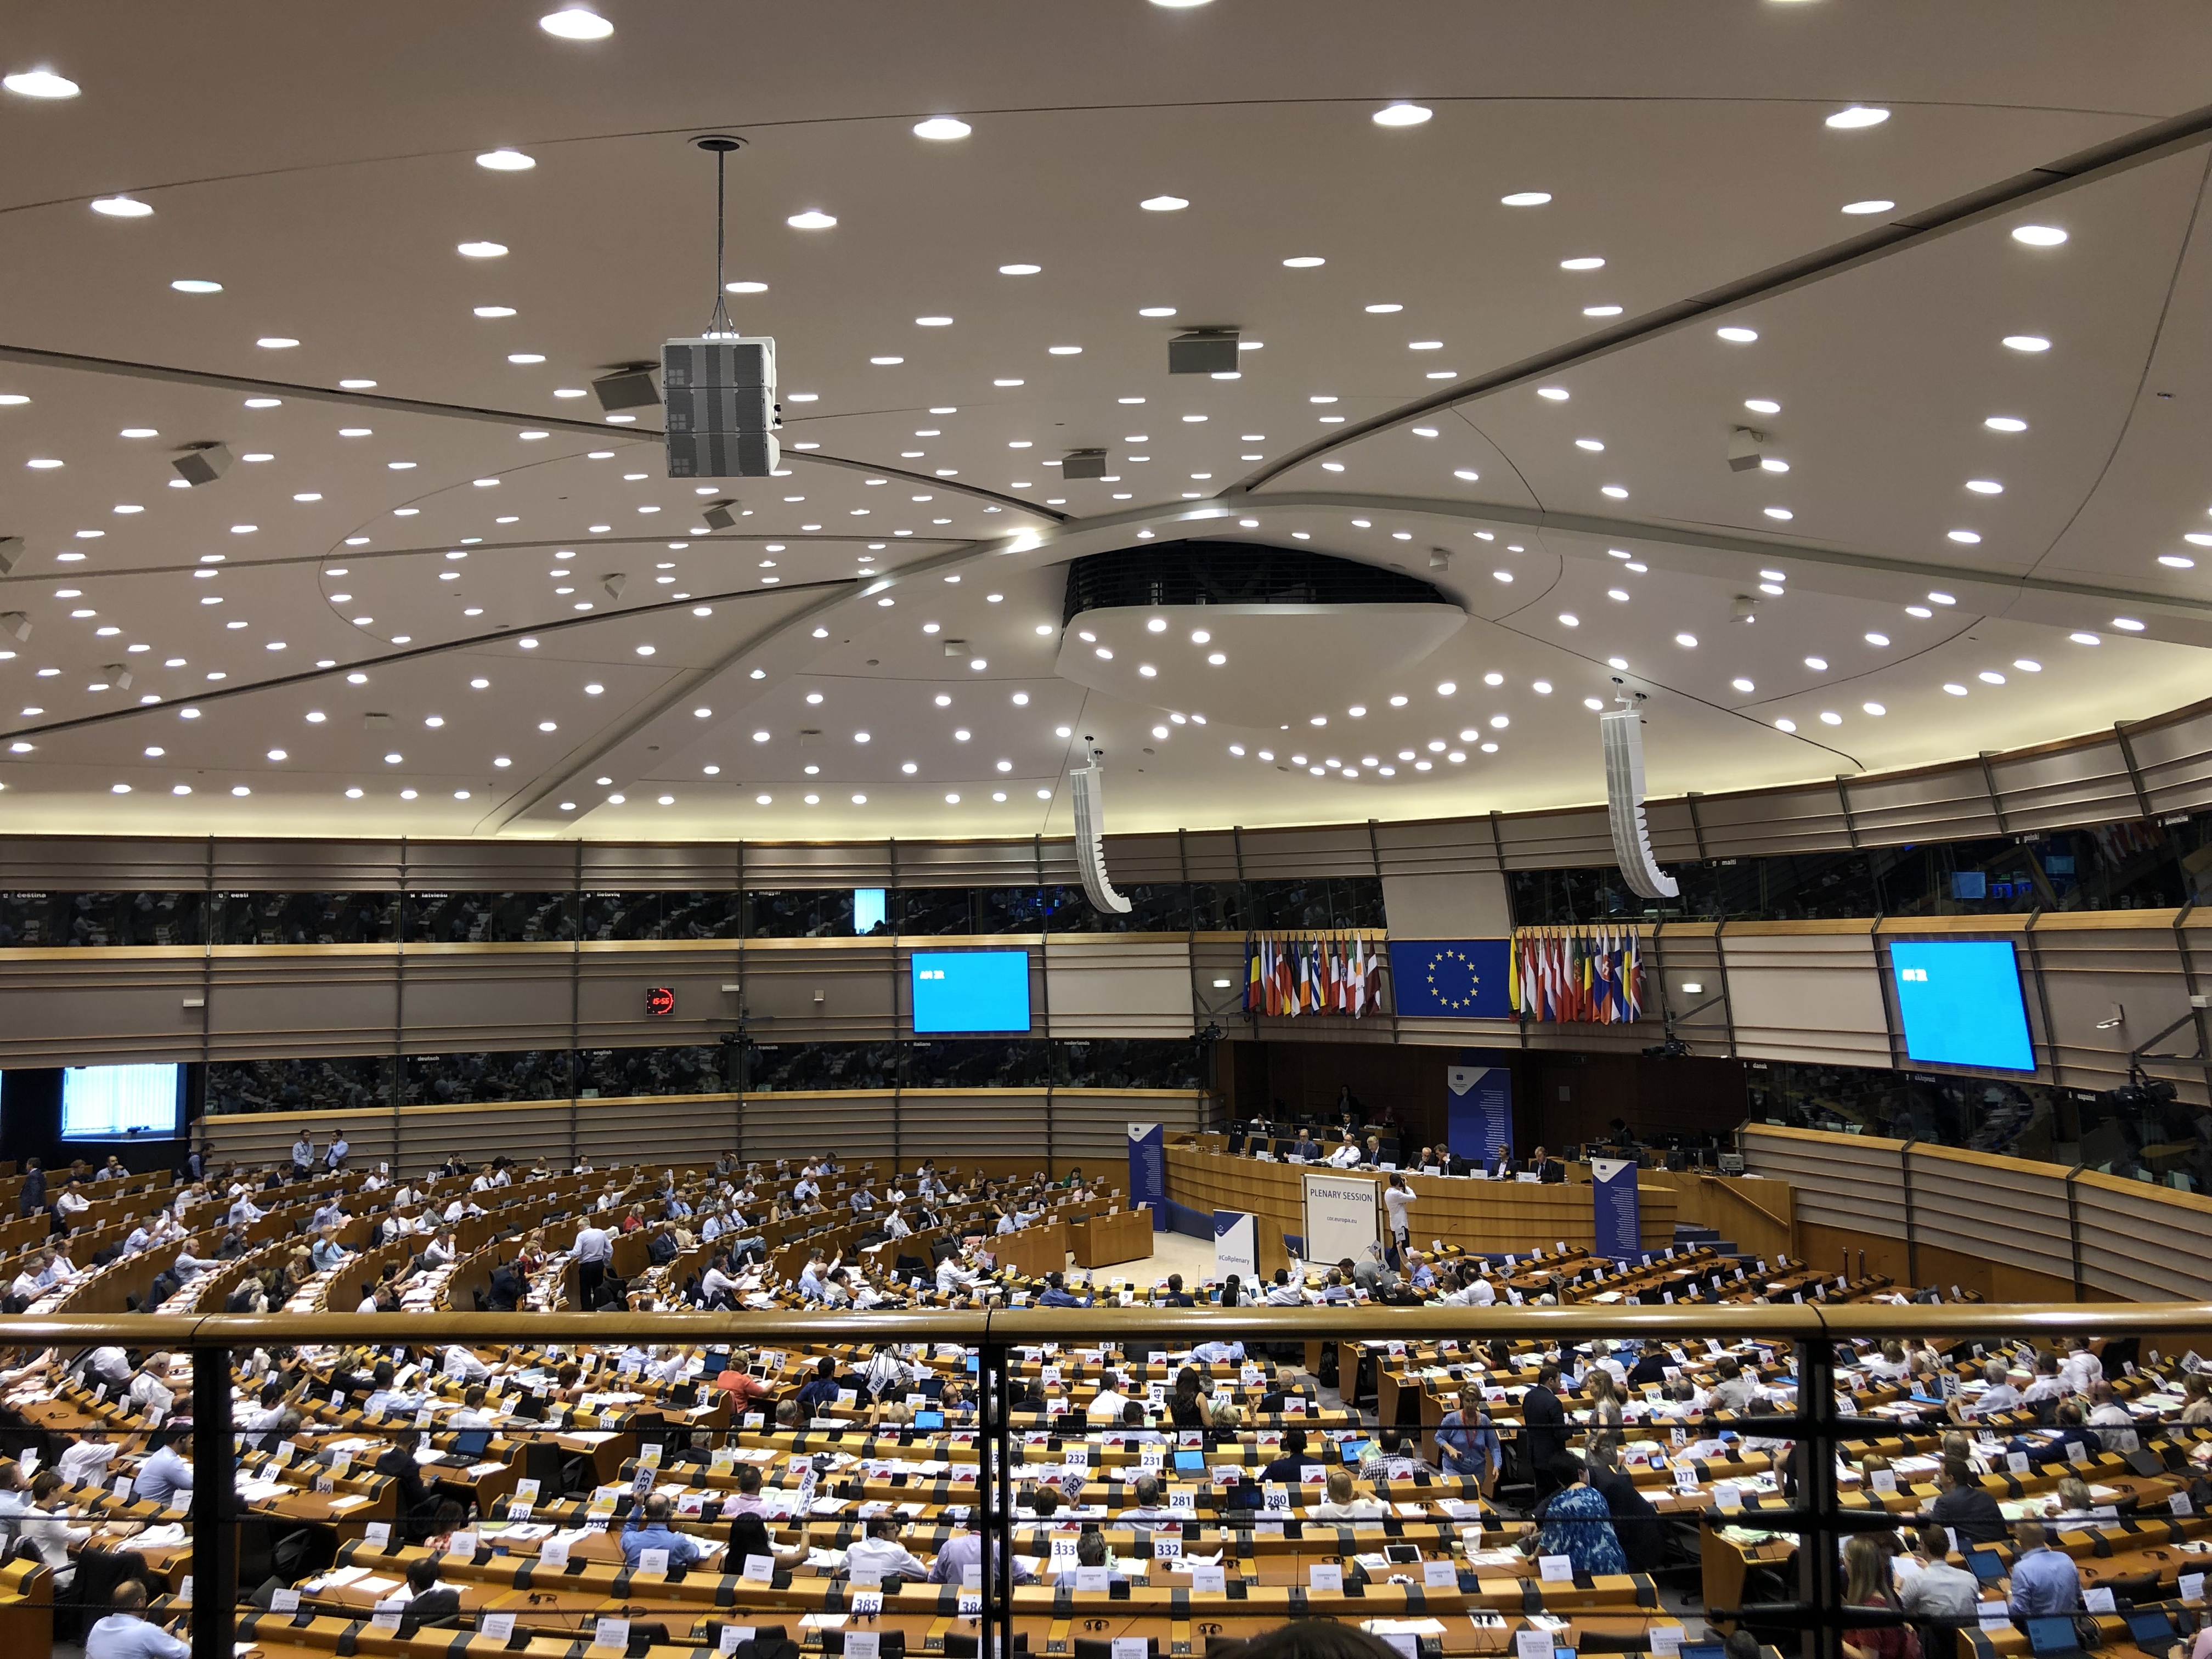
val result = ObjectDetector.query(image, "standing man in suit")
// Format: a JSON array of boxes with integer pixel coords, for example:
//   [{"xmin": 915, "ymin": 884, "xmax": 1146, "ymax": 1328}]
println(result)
[
  {"xmin": 16, "ymin": 1160, "xmax": 43, "ymax": 1221},
  {"xmin": 1522, "ymin": 1363, "xmax": 1571, "ymax": 1500}
]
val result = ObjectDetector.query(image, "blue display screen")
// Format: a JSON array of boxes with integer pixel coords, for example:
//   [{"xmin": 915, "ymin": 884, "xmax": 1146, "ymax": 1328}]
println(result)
[
  {"xmin": 1891, "ymin": 939, "xmax": 2035, "ymax": 1071},
  {"xmin": 911, "ymin": 949, "xmax": 1031, "ymax": 1034}
]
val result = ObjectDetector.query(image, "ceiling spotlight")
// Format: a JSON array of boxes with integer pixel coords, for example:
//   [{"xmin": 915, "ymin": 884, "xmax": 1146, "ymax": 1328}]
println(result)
[
  {"xmin": 539, "ymin": 8, "xmax": 613, "ymax": 37},
  {"xmin": 913, "ymin": 116, "xmax": 972, "ymax": 140},
  {"xmin": 1500, "ymin": 191, "xmax": 1551, "ymax": 206},
  {"xmin": 1825, "ymin": 105, "xmax": 1889, "ymax": 128},
  {"xmin": 2012, "ymin": 224, "xmax": 2068, "ymax": 246},
  {"xmin": 1140, "ymin": 195, "xmax": 1190, "ymax": 212},
  {"xmin": 456, "ymin": 241, "xmax": 508, "ymax": 258},
  {"xmin": 90, "ymin": 195, "xmax": 153, "ymax": 217},
  {"xmin": 787, "ymin": 210, "xmax": 838, "ymax": 229},
  {"xmin": 1373, "ymin": 103, "xmax": 1432, "ymax": 126},
  {"xmin": 476, "ymin": 149, "xmax": 535, "ymax": 170}
]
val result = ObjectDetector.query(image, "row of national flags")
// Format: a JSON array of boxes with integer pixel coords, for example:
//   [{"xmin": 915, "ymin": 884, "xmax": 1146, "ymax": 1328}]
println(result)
[
  {"xmin": 1244, "ymin": 932, "xmax": 1385, "ymax": 1018},
  {"xmin": 1509, "ymin": 925, "xmax": 1645, "ymax": 1023}
]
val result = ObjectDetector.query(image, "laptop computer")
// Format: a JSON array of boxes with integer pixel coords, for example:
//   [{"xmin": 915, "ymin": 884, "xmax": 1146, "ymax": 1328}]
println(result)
[
  {"xmin": 702, "ymin": 1351, "xmax": 730, "ymax": 1377},
  {"xmin": 914, "ymin": 1410, "xmax": 945, "ymax": 1430},
  {"xmin": 452, "ymin": 1428, "xmax": 493, "ymax": 1460},
  {"xmin": 1966, "ymin": 1549, "xmax": 2007, "ymax": 1583},
  {"xmin": 2125, "ymin": 1612, "xmax": 2177, "ymax": 1658},
  {"xmin": 2027, "ymin": 1617, "xmax": 2091, "ymax": 1659},
  {"xmin": 1682, "ymin": 1642, "xmax": 1726, "ymax": 1659}
]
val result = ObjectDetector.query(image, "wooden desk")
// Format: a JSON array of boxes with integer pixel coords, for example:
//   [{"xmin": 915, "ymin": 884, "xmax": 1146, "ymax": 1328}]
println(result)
[
  {"xmin": 1071, "ymin": 1209, "xmax": 1154, "ymax": 1269},
  {"xmin": 990, "ymin": 1222, "xmax": 1069, "ymax": 1279}
]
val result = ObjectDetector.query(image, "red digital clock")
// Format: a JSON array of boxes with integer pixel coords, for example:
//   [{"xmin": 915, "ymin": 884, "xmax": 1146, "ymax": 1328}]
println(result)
[{"xmin": 645, "ymin": 986, "xmax": 676, "ymax": 1017}]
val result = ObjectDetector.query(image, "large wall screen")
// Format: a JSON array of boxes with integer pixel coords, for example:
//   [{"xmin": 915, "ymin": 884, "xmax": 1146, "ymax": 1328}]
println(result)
[
  {"xmin": 911, "ymin": 950, "xmax": 1032, "ymax": 1035},
  {"xmin": 1890, "ymin": 939, "xmax": 2035, "ymax": 1072}
]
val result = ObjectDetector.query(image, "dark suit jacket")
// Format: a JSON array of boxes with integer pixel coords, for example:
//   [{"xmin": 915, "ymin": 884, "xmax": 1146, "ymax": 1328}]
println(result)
[
  {"xmin": 399, "ymin": 1585, "xmax": 462, "ymax": 1634},
  {"xmin": 1522, "ymin": 1385, "xmax": 1569, "ymax": 1470},
  {"xmin": 17, "ymin": 1171, "xmax": 44, "ymax": 1218},
  {"xmin": 1486, "ymin": 1157, "xmax": 1516, "ymax": 1180},
  {"xmin": 1592, "ymin": 1466, "xmax": 1663, "ymax": 1570},
  {"xmin": 1536, "ymin": 1160, "xmax": 1567, "ymax": 1184}
]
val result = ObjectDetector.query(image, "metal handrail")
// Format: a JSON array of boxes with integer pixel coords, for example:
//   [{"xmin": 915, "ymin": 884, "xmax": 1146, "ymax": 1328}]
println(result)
[{"xmin": 7, "ymin": 1297, "xmax": 2211, "ymax": 1346}]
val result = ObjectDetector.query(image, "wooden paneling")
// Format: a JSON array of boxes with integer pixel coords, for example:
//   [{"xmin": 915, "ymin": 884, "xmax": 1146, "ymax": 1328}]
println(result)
[
  {"xmin": 1042, "ymin": 939, "xmax": 1194, "ymax": 1039},
  {"xmin": 1906, "ymin": 1144, "xmax": 2074, "ymax": 1286},
  {"xmin": 1164, "ymin": 1143, "xmax": 1675, "ymax": 1254},
  {"xmin": 1741, "ymin": 1124, "xmax": 1910, "ymax": 1238},
  {"xmin": 1720, "ymin": 932, "xmax": 1892, "ymax": 1068}
]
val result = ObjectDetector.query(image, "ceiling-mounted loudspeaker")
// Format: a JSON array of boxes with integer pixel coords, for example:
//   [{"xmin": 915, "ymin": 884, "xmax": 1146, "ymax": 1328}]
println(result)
[
  {"xmin": 1070, "ymin": 763, "xmax": 1133, "ymax": 915},
  {"xmin": 103, "ymin": 664, "xmax": 132, "ymax": 690},
  {"xmin": 0, "ymin": 537, "xmax": 21, "ymax": 577},
  {"xmin": 1062, "ymin": 448, "xmax": 1109, "ymax": 479},
  {"xmin": 172, "ymin": 442, "xmax": 232, "ymax": 487},
  {"xmin": 1727, "ymin": 427, "xmax": 1766, "ymax": 472},
  {"xmin": 664, "ymin": 336, "xmax": 779, "ymax": 478},
  {"xmin": 667, "ymin": 134, "xmax": 781, "ymax": 478},
  {"xmin": 602, "ymin": 572, "xmax": 627, "ymax": 599},
  {"xmin": 594, "ymin": 364, "xmax": 661, "ymax": 412},
  {"xmin": 1169, "ymin": 329, "xmax": 1240, "ymax": 374},
  {"xmin": 1600, "ymin": 703, "xmax": 1679, "ymax": 899},
  {"xmin": 0, "ymin": 611, "xmax": 29, "ymax": 642},
  {"xmin": 702, "ymin": 499, "xmax": 740, "ymax": 531}
]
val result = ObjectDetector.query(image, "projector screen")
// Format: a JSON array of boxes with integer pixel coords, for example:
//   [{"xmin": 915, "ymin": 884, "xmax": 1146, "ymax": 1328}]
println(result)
[
  {"xmin": 61, "ymin": 1063, "xmax": 183, "ymax": 1139},
  {"xmin": 1891, "ymin": 940, "xmax": 2035, "ymax": 1071},
  {"xmin": 912, "ymin": 949, "xmax": 1031, "ymax": 1034}
]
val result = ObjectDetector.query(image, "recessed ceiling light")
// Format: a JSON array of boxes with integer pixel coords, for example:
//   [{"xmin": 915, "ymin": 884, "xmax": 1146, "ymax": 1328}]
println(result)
[
  {"xmin": 1047, "ymin": 345, "xmax": 1082, "ymax": 355},
  {"xmin": 1575, "ymin": 437, "xmax": 1604, "ymax": 451},
  {"xmin": 1804, "ymin": 656, "xmax": 1828, "ymax": 670},
  {"xmin": 2159, "ymin": 554, "xmax": 2196, "ymax": 568},
  {"xmin": 913, "ymin": 116, "xmax": 972, "ymax": 140},
  {"xmin": 1559, "ymin": 256, "xmax": 1605, "ymax": 270},
  {"xmin": 1364, "ymin": 303, "xmax": 1403, "ymax": 313},
  {"xmin": 1984, "ymin": 415, "xmax": 2028, "ymax": 432},
  {"xmin": 1942, "ymin": 684, "xmax": 1968, "ymax": 696},
  {"xmin": 456, "ymin": 241, "xmax": 508, "ymax": 258},
  {"xmin": 1582, "ymin": 305, "xmax": 1623, "ymax": 317},
  {"xmin": 4, "ymin": 70, "xmax": 80, "ymax": 98},
  {"xmin": 1537, "ymin": 387, "xmax": 1569, "ymax": 401},
  {"xmin": 1825, "ymin": 105, "xmax": 1889, "ymax": 128},
  {"xmin": 91, "ymin": 195, "xmax": 153, "ymax": 217},
  {"xmin": 507, "ymin": 352, "xmax": 545, "ymax": 364},
  {"xmin": 171, "ymin": 279, "xmax": 222, "ymax": 294},
  {"xmin": 2112, "ymin": 616, "xmax": 2147, "ymax": 631},
  {"xmin": 1141, "ymin": 195, "xmax": 1190, "ymax": 213},
  {"xmin": 539, "ymin": 8, "xmax": 613, "ymax": 37},
  {"xmin": 1745, "ymin": 398, "xmax": 1781, "ymax": 415},
  {"xmin": 476, "ymin": 149, "xmax": 535, "ymax": 170},
  {"xmin": 1500, "ymin": 191, "xmax": 1551, "ymax": 206},
  {"xmin": 1965, "ymin": 478, "xmax": 2003, "ymax": 494},
  {"xmin": 1716, "ymin": 325, "xmax": 1759, "ymax": 342},
  {"xmin": 871, "ymin": 356, "xmax": 904, "ymax": 365},
  {"xmin": 1372, "ymin": 102, "xmax": 1431, "ymax": 126},
  {"xmin": 787, "ymin": 210, "xmax": 837, "ymax": 229},
  {"xmin": 2003, "ymin": 335, "xmax": 2051, "ymax": 352},
  {"xmin": 1905, "ymin": 603, "xmax": 1932, "ymax": 616},
  {"xmin": 1283, "ymin": 256, "xmax": 1327, "ymax": 268},
  {"xmin": 1947, "ymin": 529, "xmax": 1982, "ymax": 544},
  {"xmin": 1841, "ymin": 199, "xmax": 1895, "ymax": 215},
  {"xmin": 2012, "ymin": 224, "xmax": 2068, "ymax": 246}
]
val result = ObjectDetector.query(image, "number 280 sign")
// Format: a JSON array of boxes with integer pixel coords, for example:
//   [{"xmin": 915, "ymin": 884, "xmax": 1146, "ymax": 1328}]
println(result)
[{"xmin": 645, "ymin": 986, "xmax": 676, "ymax": 1017}]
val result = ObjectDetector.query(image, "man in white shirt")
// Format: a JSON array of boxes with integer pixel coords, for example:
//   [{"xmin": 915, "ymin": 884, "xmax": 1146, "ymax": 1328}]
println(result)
[
  {"xmin": 2058, "ymin": 1342, "xmax": 2103, "ymax": 1397},
  {"xmin": 843, "ymin": 1517, "xmax": 930, "ymax": 1580},
  {"xmin": 574, "ymin": 1221, "xmax": 613, "ymax": 1307},
  {"xmin": 1326, "ymin": 1141, "xmax": 1363, "ymax": 1168},
  {"xmin": 172, "ymin": 1240, "xmax": 217, "ymax": 1282},
  {"xmin": 291, "ymin": 1135, "xmax": 315, "ymax": 1173},
  {"xmin": 87, "ymin": 1578, "xmax": 189, "ymax": 1659},
  {"xmin": 228, "ymin": 1192, "xmax": 266, "ymax": 1226},
  {"xmin": 325, "ymin": 1132, "xmax": 349, "ymax": 1170},
  {"xmin": 936, "ymin": 1254, "xmax": 981, "ymax": 1296},
  {"xmin": 1086, "ymin": 1382, "xmax": 1133, "ymax": 1421},
  {"xmin": 54, "ymin": 1184, "xmax": 90, "ymax": 1221},
  {"xmin": 884, "ymin": 1210, "xmax": 912, "ymax": 1241},
  {"xmin": 793, "ymin": 1175, "xmax": 821, "ymax": 1204},
  {"xmin": 1263, "ymin": 1270, "xmax": 1306, "ymax": 1306},
  {"xmin": 443, "ymin": 1345, "xmax": 493, "ymax": 1384},
  {"xmin": 58, "ymin": 1430, "xmax": 119, "ymax": 1487}
]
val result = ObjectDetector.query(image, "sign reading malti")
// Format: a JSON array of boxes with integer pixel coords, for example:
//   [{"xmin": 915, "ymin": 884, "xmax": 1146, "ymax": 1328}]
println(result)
[{"xmin": 645, "ymin": 986, "xmax": 677, "ymax": 1017}]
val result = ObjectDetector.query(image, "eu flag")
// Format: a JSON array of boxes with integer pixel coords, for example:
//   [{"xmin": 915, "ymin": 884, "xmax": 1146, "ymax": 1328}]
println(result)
[{"xmin": 1387, "ymin": 939, "xmax": 1513, "ymax": 1018}]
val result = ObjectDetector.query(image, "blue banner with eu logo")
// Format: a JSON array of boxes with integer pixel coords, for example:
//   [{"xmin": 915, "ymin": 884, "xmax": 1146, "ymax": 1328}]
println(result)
[{"xmin": 1387, "ymin": 939, "xmax": 1512, "ymax": 1018}]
